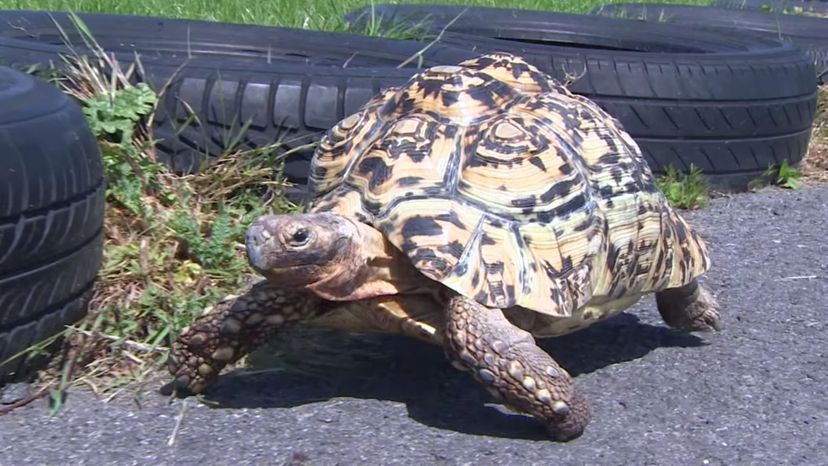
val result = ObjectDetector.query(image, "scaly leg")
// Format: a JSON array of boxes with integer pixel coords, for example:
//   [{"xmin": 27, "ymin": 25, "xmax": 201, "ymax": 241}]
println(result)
[
  {"xmin": 443, "ymin": 295, "xmax": 590, "ymax": 441},
  {"xmin": 655, "ymin": 279, "xmax": 721, "ymax": 332},
  {"xmin": 162, "ymin": 280, "xmax": 324, "ymax": 396}
]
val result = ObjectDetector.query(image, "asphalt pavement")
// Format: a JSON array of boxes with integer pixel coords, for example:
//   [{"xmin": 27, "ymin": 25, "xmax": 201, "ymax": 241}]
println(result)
[{"xmin": 1, "ymin": 185, "xmax": 826, "ymax": 466}]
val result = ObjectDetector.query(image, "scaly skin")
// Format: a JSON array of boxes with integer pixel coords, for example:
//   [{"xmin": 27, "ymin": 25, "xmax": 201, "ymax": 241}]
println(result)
[
  {"xmin": 655, "ymin": 279, "xmax": 722, "ymax": 332},
  {"xmin": 443, "ymin": 294, "xmax": 590, "ymax": 441},
  {"xmin": 162, "ymin": 280, "xmax": 323, "ymax": 397}
]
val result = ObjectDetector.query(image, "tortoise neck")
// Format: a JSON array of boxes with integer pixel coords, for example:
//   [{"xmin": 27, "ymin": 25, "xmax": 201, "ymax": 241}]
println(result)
[{"xmin": 306, "ymin": 220, "xmax": 428, "ymax": 301}]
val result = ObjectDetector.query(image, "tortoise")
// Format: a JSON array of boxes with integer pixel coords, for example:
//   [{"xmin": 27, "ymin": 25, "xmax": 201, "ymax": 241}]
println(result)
[{"xmin": 163, "ymin": 52, "xmax": 721, "ymax": 441}]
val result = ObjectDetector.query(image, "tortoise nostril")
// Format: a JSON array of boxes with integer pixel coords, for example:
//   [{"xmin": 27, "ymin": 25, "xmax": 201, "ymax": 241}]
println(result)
[{"xmin": 246, "ymin": 225, "xmax": 270, "ymax": 248}]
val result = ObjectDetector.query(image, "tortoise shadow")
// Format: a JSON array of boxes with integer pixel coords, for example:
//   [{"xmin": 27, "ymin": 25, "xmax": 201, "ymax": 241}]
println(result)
[{"xmin": 195, "ymin": 312, "xmax": 707, "ymax": 440}]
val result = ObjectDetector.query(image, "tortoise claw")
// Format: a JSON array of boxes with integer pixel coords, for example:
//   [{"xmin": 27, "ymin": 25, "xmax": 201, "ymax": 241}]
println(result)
[{"xmin": 159, "ymin": 376, "xmax": 197, "ymax": 398}]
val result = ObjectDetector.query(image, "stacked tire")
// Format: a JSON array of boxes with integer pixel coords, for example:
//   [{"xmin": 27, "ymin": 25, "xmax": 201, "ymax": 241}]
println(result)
[{"xmin": 0, "ymin": 66, "xmax": 105, "ymax": 385}]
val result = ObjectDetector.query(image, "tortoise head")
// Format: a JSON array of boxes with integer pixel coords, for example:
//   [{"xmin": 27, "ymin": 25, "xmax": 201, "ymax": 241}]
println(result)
[
  {"xmin": 245, "ymin": 213, "xmax": 361, "ymax": 290},
  {"xmin": 245, "ymin": 212, "xmax": 422, "ymax": 300}
]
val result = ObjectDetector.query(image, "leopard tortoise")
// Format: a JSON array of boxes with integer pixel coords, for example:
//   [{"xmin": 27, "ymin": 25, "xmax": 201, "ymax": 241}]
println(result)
[{"xmin": 164, "ymin": 52, "xmax": 721, "ymax": 441}]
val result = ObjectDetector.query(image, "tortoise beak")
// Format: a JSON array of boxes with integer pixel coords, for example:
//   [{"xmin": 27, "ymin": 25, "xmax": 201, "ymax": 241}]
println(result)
[{"xmin": 245, "ymin": 223, "xmax": 271, "ymax": 272}]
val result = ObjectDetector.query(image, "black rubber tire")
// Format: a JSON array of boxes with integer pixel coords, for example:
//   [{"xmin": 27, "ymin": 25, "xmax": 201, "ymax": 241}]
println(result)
[
  {"xmin": 0, "ymin": 11, "xmax": 477, "ymax": 196},
  {"xmin": 591, "ymin": 3, "xmax": 828, "ymax": 82},
  {"xmin": 714, "ymin": 0, "xmax": 828, "ymax": 14},
  {"xmin": 0, "ymin": 37, "xmax": 434, "ymax": 198},
  {"xmin": 0, "ymin": 10, "xmax": 474, "ymax": 70},
  {"xmin": 344, "ymin": 4, "xmax": 819, "ymax": 190},
  {"xmin": 0, "ymin": 66, "xmax": 105, "ymax": 385},
  {"xmin": 0, "ymin": 44, "xmax": 433, "ymax": 199},
  {"xmin": 143, "ymin": 60, "xmax": 442, "ymax": 198}
]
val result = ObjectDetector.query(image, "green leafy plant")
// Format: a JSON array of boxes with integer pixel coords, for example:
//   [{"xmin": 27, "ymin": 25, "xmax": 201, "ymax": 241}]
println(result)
[
  {"xmin": 748, "ymin": 160, "xmax": 803, "ymax": 190},
  {"xmin": 85, "ymin": 83, "xmax": 163, "ymax": 213},
  {"xmin": 775, "ymin": 160, "xmax": 802, "ymax": 189},
  {"xmin": 83, "ymin": 83, "xmax": 156, "ymax": 139},
  {"xmin": 655, "ymin": 164, "xmax": 710, "ymax": 210}
]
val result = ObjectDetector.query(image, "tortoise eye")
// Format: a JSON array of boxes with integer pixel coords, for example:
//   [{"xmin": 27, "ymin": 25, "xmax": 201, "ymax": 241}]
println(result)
[{"xmin": 288, "ymin": 228, "xmax": 311, "ymax": 247}]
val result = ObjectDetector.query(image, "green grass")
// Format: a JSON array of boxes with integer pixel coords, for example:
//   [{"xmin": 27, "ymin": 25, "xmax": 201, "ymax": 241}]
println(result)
[
  {"xmin": 655, "ymin": 165, "xmax": 711, "ymax": 210},
  {"xmin": 748, "ymin": 160, "xmax": 804, "ymax": 190},
  {"xmin": 0, "ymin": 0, "xmax": 711, "ymax": 31}
]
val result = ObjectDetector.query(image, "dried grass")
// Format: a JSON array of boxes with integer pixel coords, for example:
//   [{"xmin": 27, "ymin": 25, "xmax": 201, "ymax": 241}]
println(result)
[{"xmin": 801, "ymin": 84, "xmax": 828, "ymax": 184}]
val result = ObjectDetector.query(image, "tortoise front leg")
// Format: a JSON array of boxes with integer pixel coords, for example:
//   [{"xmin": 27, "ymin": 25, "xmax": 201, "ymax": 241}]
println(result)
[
  {"xmin": 443, "ymin": 295, "xmax": 590, "ymax": 441},
  {"xmin": 162, "ymin": 280, "xmax": 324, "ymax": 397}
]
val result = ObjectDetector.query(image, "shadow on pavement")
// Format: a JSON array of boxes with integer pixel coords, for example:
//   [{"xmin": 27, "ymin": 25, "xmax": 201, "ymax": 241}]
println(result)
[{"xmin": 196, "ymin": 312, "xmax": 706, "ymax": 440}]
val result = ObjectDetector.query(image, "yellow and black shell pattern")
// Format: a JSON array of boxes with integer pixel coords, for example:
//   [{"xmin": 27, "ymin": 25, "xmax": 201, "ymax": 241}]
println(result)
[{"xmin": 308, "ymin": 53, "xmax": 710, "ymax": 318}]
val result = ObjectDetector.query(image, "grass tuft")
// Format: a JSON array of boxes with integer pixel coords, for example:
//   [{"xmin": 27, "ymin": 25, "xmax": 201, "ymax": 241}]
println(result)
[{"xmin": 655, "ymin": 165, "xmax": 711, "ymax": 210}]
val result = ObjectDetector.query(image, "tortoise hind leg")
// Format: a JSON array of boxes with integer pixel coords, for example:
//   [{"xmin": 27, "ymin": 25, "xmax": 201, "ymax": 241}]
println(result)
[
  {"xmin": 443, "ymin": 295, "xmax": 590, "ymax": 441},
  {"xmin": 162, "ymin": 280, "xmax": 324, "ymax": 397},
  {"xmin": 655, "ymin": 279, "xmax": 721, "ymax": 332}
]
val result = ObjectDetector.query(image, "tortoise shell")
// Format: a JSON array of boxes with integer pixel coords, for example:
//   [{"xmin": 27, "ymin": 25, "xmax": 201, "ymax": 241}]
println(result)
[{"xmin": 307, "ymin": 53, "xmax": 710, "ymax": 317}]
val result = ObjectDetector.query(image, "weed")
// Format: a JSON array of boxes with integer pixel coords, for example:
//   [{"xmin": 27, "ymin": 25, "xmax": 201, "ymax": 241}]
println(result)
[
  {"xmin": 655, "ymin": 165, "xmax": 710, "ymax": 210},
  {"xmin": 748, "ymin": 160, "xmax": 803, "ymax": 190},
  {"xmin": 775, "ymin": 160, "xmax": 802, "ymax": 189}
]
